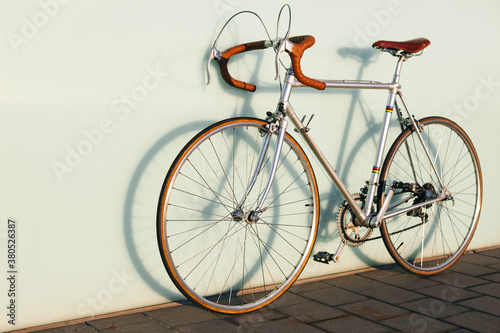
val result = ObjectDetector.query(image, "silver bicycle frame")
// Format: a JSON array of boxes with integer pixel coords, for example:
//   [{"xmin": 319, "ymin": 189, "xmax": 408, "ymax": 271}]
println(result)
[{"xmin": 254, "ymin": 55, "xmax": 446, "ymax": 227}]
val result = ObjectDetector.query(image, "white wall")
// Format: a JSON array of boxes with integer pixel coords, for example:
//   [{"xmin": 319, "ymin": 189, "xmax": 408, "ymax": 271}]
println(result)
[{"xmin": 1, "ymin": 0, "xmax": 499, "ymax": 330}]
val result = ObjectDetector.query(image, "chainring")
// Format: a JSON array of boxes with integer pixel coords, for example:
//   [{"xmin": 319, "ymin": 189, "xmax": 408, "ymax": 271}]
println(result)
[{"xmin": 337, "ymin": 193, "xmax": 373, "ymax": 247}]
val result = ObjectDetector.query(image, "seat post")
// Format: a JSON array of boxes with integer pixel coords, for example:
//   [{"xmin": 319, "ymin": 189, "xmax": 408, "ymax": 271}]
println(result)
[{"xmin": 392, "ymin": 55, "xmax": 406, "ymax": 84}]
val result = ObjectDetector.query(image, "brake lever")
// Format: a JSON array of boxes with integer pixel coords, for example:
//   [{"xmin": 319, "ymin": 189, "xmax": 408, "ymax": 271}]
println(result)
[
  {"xmin": 274, "ymin": 38, "xmax": 284, "ymax": 81},
  {"xmin": 207, "ymin": 46, "xmax": 221, "ymax": 85},
  {"xmin": 274, "ymin": 38, "xmax": 293, "ymax": 81}
]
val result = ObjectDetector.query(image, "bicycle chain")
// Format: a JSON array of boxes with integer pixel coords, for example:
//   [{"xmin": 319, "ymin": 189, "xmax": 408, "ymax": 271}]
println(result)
[
  {"xmin": 338, "ymin": 190, "xmax": 427, "ymax": 245},
  {"xmin": 363, "ymin": 220, "xmax": 425, "ymax": 242}
]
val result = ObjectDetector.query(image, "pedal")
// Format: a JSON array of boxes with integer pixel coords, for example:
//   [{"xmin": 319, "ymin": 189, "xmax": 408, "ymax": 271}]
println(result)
[{"xmin": 313, "ymin": 251, "xmax": 334, "ymax": 264}]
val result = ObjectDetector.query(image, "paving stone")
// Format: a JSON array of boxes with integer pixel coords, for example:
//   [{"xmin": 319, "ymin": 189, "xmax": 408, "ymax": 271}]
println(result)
[
  {"xmin": 322, "ymin": 273, "xmax": 386, "ymax": 292},
  {"xmin": 237, "ymin": 290, "xmax": 309, "ymax": 310},
  {"xmin": 399, "ymin": 297, "xmax": 468, "ymax": 319},
  {"xmin": 458, "ymin": 253, "xmax": 500, "ymax": 266},
  {"xmin": 448, "ymin": 262, "xmax": 497, "ymax": 276},
  {"xmin": 338, "ymin": 299, "xmax": 410, "ymax": 321},
  {"xmin": 458, "ymin": 295, "xmax": 500, "ymax": 316},
  {"xmin": 87, "ymin": 313, "xmax": 151, "ymax": 329},
  {"xmin": 476, "ymin": 247, "xmax": 500, "ymax": 258},
  {"xmin": 276, "ymin": 301, "xmax": 346, "ymax": 323},
  {"xmin": 380, "ymin": 313, "xmax": 457, "ymax": 333},
  {"xmin": 96, "ymin": 320, "xmax": 176, "ymax": 333},
  {"xmin": 288, "ymin": 281, "xmax": 331, "ymax": 293},
  {"xmin": 36, "ymin": 323, "xmax": 97, "ymax": 333},
  {"xmin": 227, "ymin": 308, "xmax": 285, "ymax": 326},
  {"xmin": 468, "ymin": 282, "xmax": 500, "ymax": 298},
  {"xmin": 313, "ymin": 315, "xmax": 392, "ymax": 332},
  {"xmin": 176, "ymin": 318, "xmax": 244, "ymax": 333},
  {"xmin": 482, "ymin": 272, "xmax": 500, "ymax": 283},
  {"xmin": 36, "ymin": 245, "xmax": 500, "ymax": 333},
  {"xmin": 248, "ymin": 317, "xmax": 324, "ymax": 333},
  {"xmin": 358, "ymin": 285, "xmax": 422, "ymax": 304},
  {"xmin": 144, "ymin": 304, "xmax": 219, "ymax": 328},
  {"xmin": 381, "ymin": 272, "xmax": 440, "ymax": 290},
  {"xmin": 299, "ymin": 285, "xmax": 368, "ymax": 306},
  {"xmin": 267, "ymin": 291, "xmax": 311, "ymax": 309},
  {"xmin": 487, "ymin": 262, "xmax": 500, "ymax": 270},
  {"xmin": 416, "ymin": 284, "xmax": 480, "ymax": 302},
  {"xmin": 428, "ymin": 271, "xmax": 489, "ymax": 288},
  {"xmin": 444, "ymin": 310, "xmax": 500, "ymax": 333},
  {"xmin": 356, "ymin": 266, "xmax": 405, "ymax": 280}
]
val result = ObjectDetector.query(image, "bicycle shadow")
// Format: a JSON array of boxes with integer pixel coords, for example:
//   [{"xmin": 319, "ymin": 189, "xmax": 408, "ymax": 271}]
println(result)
[
  {"xmin": 313, "ymin": 47, "xmax": 396, "ymax": 267},
  {"xmin": 122, "ymin": 52, "xmax": 272, "ymax": 298}
]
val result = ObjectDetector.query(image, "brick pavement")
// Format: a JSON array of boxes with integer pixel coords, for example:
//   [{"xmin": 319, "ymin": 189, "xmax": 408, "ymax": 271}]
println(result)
[{"xmin": 14, "ymin": 247, "xmax": 500, "ymax": 333}]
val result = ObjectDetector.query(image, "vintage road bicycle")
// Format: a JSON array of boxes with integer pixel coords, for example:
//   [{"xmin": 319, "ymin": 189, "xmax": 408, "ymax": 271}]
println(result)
[{"xmin": 156, "ymin": 5, "xmax": 482, "ymax": 314}]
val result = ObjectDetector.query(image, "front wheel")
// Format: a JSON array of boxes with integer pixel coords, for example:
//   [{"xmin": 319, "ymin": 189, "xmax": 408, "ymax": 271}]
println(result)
[
  {"xmin": 379, "ymin": 117, "xmax": 482, "ymax": 275},
  {"xmin": 157, "ymin": 117, "xmax": 320, "ymax": 313}
]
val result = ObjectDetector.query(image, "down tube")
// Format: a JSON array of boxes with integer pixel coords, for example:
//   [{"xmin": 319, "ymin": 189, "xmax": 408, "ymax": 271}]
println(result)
[{"xmin": 282, "ymin": 101, "xmax": 367, "ymax": 223}]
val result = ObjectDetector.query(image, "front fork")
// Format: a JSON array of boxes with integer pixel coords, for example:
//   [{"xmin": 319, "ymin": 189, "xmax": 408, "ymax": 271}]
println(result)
[{"xmin": 233, "ymin": 113, "xmax": 288, "ymax": 223}]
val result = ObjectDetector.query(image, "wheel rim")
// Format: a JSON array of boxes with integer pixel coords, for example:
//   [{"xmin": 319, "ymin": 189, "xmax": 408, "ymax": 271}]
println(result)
[
  {"xmin": 158, "ymin": 118, "xmax": 319, "ymax": 312},
  {"xmin": 380, "ymin": 118, "xmax": 482, "ymax": 274}
]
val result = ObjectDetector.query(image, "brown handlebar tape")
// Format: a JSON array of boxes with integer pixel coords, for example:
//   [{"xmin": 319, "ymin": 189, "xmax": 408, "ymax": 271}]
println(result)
[
  {"xmin": 216, "ymin": 36, "xmax": 326, "ymax": 91},
  {"xmin": 216, "ymin": 40, "xmax": 268, "ymax": 92},
  {"xmin": 218, "ymin": 57, "xmax": 256, "ymax": 92},
  {"xmin": 288, "ymin": 36, "xmax": 326, "ymax": 90}
]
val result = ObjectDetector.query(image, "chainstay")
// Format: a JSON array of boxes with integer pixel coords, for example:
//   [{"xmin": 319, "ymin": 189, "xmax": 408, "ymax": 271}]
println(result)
[{"xmin": 363, "ymin": 220, "xmax": 424, "ymax": 242}]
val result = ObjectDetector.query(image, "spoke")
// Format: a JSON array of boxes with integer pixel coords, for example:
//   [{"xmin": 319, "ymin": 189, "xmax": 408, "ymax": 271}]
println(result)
[
  {"xmin": 257, "ymin": 216, "xmax": 308, "ymax": 256},
  {"xmin": 381, "ymin": 119, "xmax": 480, "ymax": 273},
  {"xmin": 168, "ymin": 203, "xmax": 229, "ymax": 221},
  {"xmin": 173, "ymin": 186, "xmax": 233, "ymax": 209},
  {"xmin": 209, "ymin": 134, "xmax": 239, "ymax": 205},
  {"xmin": 159, "ymin": 119, "xmax": 318, "ymax": 312},
  {"xmin": 178, "ymin": 172, "xmax": 233, "ymax": 206},
  {"xmin": 201, "ymin": 219, "xmax": 239, "ymax": 299},
  {"xmin": 249, "ymin": 223, "xmax": 278, "ymax": 294},
  {"xmin": 246, "ymin": 222, "xmax": 297, "ymax": 276},
  {"xmin": 168, "ymin": 216, "xmax": 232, "ymax": 254},
  {"xmin": 196, "ymin": 145, "xmax": 238, "ymax": 206},
  {"xmin": 183, "ymin": 222, "xmax": 244, "ymax": 283}
]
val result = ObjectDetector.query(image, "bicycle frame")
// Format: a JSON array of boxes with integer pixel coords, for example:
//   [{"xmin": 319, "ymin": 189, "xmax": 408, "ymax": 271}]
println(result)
[{"xmin": 255, "ymin": 55, "xmax": 446, "ymax": 228}]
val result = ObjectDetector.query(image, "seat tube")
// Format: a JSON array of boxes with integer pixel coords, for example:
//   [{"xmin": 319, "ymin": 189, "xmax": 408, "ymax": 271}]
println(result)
[{"xmin": 364, "ymin": 56, "xmax": 405, "ymax": 216}]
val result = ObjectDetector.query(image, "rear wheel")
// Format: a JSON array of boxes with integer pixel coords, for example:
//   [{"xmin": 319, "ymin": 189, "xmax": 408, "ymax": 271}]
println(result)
[
  {"xmin": 379, "ymin": 117, "xmax": 482, "ymax": 275},
  {"xmin": 157, "ymin": 117, "xmax": 320, "ymax": 313}
]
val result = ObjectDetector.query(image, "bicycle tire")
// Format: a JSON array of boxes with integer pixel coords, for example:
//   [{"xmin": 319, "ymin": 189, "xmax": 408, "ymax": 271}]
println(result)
[
  {"xmin": 157, "ymin": 117, "xmax": 320, "ymax": 313},
  {"xmin": 379, "ymin": 117, "xmax": 482, "ymax": 275}
]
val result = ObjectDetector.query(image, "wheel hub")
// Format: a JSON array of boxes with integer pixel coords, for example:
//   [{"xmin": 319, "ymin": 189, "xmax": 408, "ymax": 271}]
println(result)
[
  {"xmin": 408, "ymin": 183, "xmax": 437, "ymax": 217},
  {"xmin": 245, "ymin": 211, "xmax": 259, "ymax": 224},
  {"xmin": 231, "ymin": 208, "xmax": 244, "ymax": 222}
]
